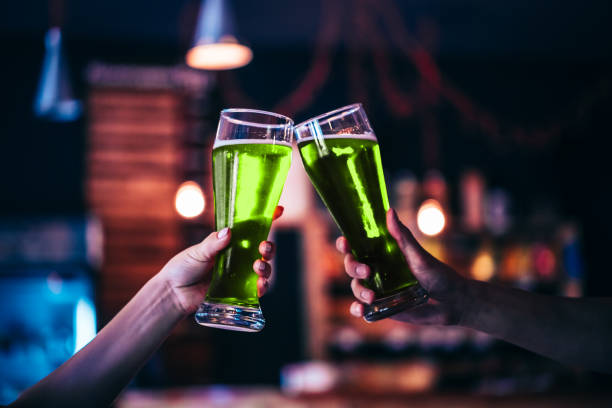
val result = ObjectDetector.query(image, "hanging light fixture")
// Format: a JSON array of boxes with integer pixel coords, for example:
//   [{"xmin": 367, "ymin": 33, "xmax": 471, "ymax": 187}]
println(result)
[
  {"xmin": 34, "ymin": 27, "xmax": 81, "ymax": 121},
  {"xmin": 186, "ymin": 0, "xmax": 253, "ymax": 70}
]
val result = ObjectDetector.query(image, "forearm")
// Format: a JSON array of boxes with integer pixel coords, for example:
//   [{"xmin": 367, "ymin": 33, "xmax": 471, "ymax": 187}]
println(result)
[
  {"xmin": 460, "ymin": 280, "xmax": 612, "ymax": 373},
  {"xmin": 12, "ymin": 275, "xmax": 186, "ymax": 408}
]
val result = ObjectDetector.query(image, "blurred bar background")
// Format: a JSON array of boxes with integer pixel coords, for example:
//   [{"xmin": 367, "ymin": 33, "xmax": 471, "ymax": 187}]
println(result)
[{"xmin": 1, "ymin": 0, "xmax": 611, "ymax": 406}]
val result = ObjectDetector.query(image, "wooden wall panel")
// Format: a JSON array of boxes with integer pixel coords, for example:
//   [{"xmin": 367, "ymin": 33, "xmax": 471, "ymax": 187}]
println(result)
[
  {"xmin": 85, "ymin": 64, "xmax": 216, "ymax": 385},
  {"xmin": 86, "ymin": 88, "xmax": 184, "ymax": 323}
]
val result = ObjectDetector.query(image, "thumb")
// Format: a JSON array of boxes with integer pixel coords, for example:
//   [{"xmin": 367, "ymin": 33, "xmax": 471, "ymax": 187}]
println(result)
[
  {"xmin": 185, "ymin": 227, "xmax": 231, "ymax": 263},
  {"xmin": 386, "ymin": 208, "xmax": 430, "ymax": 271}
]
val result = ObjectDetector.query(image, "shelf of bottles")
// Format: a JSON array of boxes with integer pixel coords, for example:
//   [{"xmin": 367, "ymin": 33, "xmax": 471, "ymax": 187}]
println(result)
[{"xmin": 292, "ymin": 169, "xmax": 586, "ymax": 395}]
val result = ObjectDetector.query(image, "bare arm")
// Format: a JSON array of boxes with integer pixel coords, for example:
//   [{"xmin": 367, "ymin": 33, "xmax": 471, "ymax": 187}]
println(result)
[
  {"xmin": 11, "ymin": 275, "xmax": 185, "ymax": 408},
  {"xmin": 10, "ymin": 208, "xmax": 282, "ymax": 408},
  {"xmin": 339, "ymin": 208, "xmax": 612, "ymax": 373},
  {"xmin": 461, "ymin": 280, "xmax": 612, "ymax": 373}
]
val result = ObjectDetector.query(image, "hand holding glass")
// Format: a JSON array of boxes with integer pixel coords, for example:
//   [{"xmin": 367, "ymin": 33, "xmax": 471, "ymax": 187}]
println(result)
[
  {"xmin": 195, "ymin": 109, "xmax": 293, "ymax": 332},
  {"xmin": 294, "ymin": 104, "xmax": 428, "ymax": 321}
]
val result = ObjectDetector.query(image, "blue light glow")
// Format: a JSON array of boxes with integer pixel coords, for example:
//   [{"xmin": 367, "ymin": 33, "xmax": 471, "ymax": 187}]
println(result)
[{"xmin": 74, "ymin": 298, "xmax": 97, "ymax": 354}]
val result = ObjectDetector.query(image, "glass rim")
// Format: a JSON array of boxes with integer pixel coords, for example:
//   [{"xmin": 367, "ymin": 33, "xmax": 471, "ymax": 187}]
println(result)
[
  {"xmin": 220, "ymin": 108, "xmax": 294, "ymax": 129},
  {"xmin": 294, "ymin": 103, "xmax": 362, "ymax": 131}
]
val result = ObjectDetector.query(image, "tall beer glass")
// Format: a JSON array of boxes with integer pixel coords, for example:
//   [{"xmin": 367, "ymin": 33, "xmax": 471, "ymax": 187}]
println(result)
[
  {"xmin": 195, "ymin": 109, "xmax": 293, "ymax": 331},
  {"xmin": 295, "ymin": 104, "xmax": 428, "ymax": 321}
]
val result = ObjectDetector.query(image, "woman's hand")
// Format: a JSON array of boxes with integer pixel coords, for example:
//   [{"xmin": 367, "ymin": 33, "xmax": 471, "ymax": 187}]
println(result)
[
  {"xmin": 158, "ymin": 206, "xmax": 283, "ymax": 315},
  {"xmin": 337, "ymin": 208, "xmax": 469, "ymax": 325}
]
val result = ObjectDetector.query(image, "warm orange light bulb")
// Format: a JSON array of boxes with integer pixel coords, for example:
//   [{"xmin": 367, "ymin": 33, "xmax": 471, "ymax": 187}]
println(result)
[
  {"xmin": 417, "ymin": 199, "xmax": 446, "ymax": 236},
  {"xmin": 175, "ymin": 181, "xmax": 205, "ymax": 218}
]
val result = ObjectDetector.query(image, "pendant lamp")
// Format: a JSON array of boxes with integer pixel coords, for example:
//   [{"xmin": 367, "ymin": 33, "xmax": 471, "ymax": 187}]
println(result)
[
  {"xmin": 33, "ymin": 27, "xmax": 81, "ymax": 121},
  {"xmin": 186, "ymin": 0, "xmax": 252, "ymax": 70}
]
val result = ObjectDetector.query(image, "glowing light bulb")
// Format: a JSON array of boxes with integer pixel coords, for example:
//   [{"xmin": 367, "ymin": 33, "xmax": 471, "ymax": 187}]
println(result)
[
  {"xmin": 417, "ymin": 199, "xmax": 445, "ymax": 236},
  {"xmin": 175, "ymin": 181, "xmax": 205, "ymax": 218}
]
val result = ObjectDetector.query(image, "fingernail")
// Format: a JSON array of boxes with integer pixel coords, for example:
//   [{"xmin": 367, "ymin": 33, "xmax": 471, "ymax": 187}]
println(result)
[
  {"xmin": 257, "ymin": 261, "xmax": 266, "ymax": 271},
  {"xmin": 217, "ymin": 227, "xmax": 229, "ymax": 239},
  {"xmin": 263, "ymin": 243, "xmax": 272, "ymax": 253},
  {"xmin": 361, "ymin": 290, "xmax": 372, "ymax": 302},
  {"xmin": 356, "ymin": 265, "xmax": 367, "ymax": 277}
]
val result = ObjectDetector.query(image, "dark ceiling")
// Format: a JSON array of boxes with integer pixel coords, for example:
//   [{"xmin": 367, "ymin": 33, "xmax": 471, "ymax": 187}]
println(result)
[{"xmin": 1, "ymin": 0, "xmax": 611, "ymax": 57}]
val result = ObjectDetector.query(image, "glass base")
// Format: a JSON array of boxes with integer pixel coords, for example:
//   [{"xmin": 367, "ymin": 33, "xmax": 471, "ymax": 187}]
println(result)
[
  {"xmin": 363, "ymin": 284, "xmax": 429, "ymax": 322},
  {"xmin": 195, "ymin": 302, "xmax": 265, "ymax": 332}
]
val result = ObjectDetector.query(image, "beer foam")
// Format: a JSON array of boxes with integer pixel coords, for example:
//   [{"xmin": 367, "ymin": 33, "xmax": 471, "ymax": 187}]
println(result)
[
  {"xmin": 296, "ymin": 133, "xmax": 378, "ymax": 144},
  {"xmin": 213, "ymin": 138, "xmax": 293, "ymax": 149}
]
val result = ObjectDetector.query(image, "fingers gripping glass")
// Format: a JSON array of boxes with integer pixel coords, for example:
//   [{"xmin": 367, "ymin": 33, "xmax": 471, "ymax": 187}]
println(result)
[
  {"xmin": 195, "ymin": 109, "xmax": 293, "ymax": 332},
  {"xmin": 294, "ymin": 104, "xmax": 428, "ymax": 321}
]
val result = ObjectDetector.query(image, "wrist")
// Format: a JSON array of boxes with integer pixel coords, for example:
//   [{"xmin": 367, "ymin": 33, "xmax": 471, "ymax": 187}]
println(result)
[
  {"xmin": 148, "ymin": 274, "xmax": 190, "ymax": 320},
  {"xmin": 456, "ymin": 278, "xmax": 485, "ymax": 328}
]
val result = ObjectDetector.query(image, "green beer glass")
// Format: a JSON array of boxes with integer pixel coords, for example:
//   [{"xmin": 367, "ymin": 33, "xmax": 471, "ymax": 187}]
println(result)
[
  {"xmin": 295, "ymin": 104, "xmax": 428, "ymax": 321},
  {"xmin": 195, "ymin": 109, "xmax": 293, "ymax": 331}
]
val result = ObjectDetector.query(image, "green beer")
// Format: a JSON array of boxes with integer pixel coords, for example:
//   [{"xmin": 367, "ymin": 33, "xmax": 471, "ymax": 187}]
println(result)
[
  {"xmin": 196, "ymin": 108, "xmax": 293, "ymax": 332},
  {"xmin": 298, "ymin": 134, "xmax": 418, "ymax": 296},
  {"xmin": 206, "ymin": 139, "xmax": 292, "ymax": 308}
]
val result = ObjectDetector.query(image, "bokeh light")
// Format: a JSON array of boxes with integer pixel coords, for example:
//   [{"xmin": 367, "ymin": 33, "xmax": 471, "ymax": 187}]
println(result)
[
  {"xmin": 417, "ymin": 199, "xmax": 446, "ymax": 236},
  {"xmin": 471, "ymin": 251, "xmax": 496, "ymax": 281},
  {"xmin": 175, "ymin": 181, "xmax": 205, "ymax": 218}
]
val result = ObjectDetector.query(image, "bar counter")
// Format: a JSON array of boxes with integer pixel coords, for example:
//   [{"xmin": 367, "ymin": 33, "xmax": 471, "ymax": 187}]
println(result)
[{"xmin": 117, "ymin": 387, "xmax": 612, "ymax": 408}]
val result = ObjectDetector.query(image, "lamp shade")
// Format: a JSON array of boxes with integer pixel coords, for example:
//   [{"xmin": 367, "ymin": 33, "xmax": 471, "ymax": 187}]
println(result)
[
  {"xmin": 33, "ymin": 27, "xmax": 81, "ymax": 121},
  {"xmin": 186, "ymin": 0, "xmax": 252, "ymax": 70}
]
